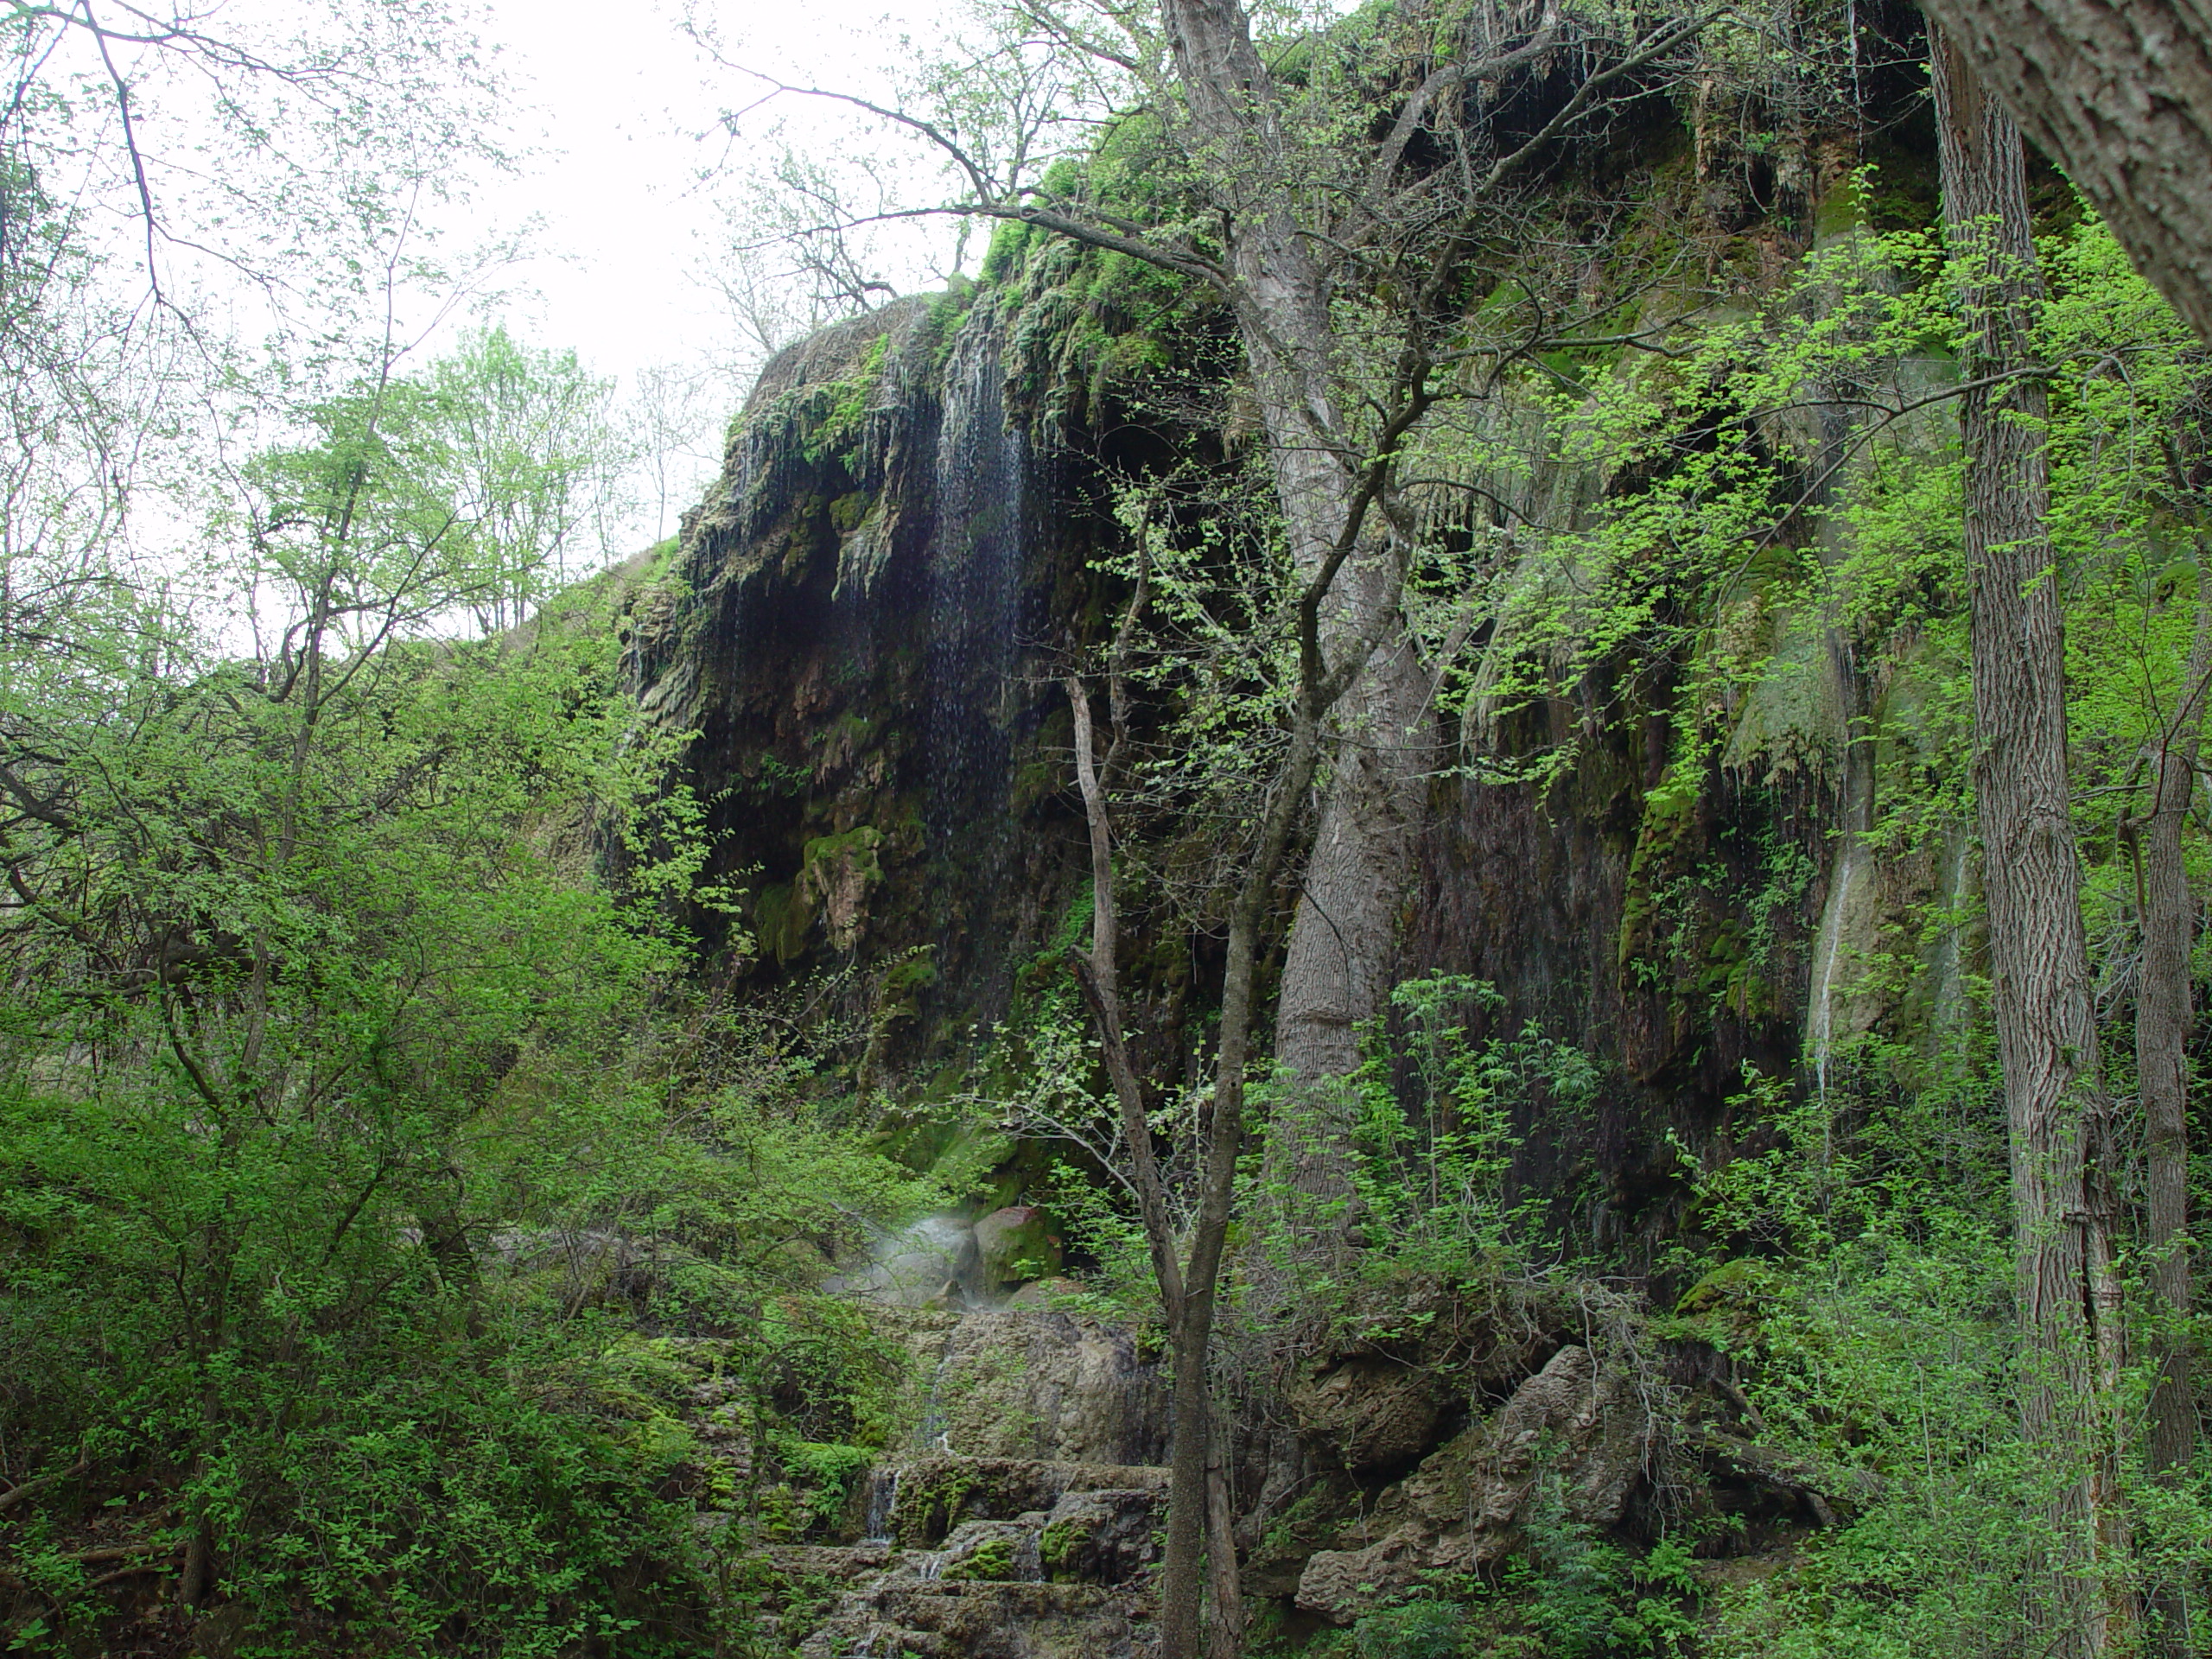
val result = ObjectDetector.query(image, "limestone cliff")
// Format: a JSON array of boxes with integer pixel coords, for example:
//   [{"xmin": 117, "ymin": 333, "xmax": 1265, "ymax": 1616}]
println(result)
[{"xmin": 625, "ymin": 53, "xmax": 1966, "ymax": 1249}]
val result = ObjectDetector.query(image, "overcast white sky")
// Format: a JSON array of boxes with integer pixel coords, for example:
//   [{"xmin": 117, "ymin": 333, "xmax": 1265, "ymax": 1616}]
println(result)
[
  {"xmin": 470, "ymin": 0, "xmax": 735, "ymax": 385},
  {"xmin": 450, "ymin": 0, "xmax": 957, "ymax": 543}
]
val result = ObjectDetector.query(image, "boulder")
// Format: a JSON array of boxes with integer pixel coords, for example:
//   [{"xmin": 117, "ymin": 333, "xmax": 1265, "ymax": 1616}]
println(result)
[
  {"xmin": 973, "ymin": 1206, "xmax": 1063, "ymax": 1293},
  {"xmin": 1037, "ymin": 1488, "xmax": 1166, "ymax": 1586},
  {"xmin": 1290, "ymin": 1356, "xmax": 1448, "ymax": 1474},
  {"xmin": 1293, "ymin": 1344, "xmax": 1652, "ymax": 1624},
  {"xmin": 907, "ymin": 1310, "xmax": 1168, "ymax": 1465}
]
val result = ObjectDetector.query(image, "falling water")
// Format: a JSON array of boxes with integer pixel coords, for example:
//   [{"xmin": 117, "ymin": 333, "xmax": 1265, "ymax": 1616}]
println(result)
[
  {"xmin": 1808, "ymin": 734, "xmax": 1875, "ymax": 1111},
  {"xmin": 913, "ymin": 1340, "xmax": 955, "ymax": 1454},
  {"xmin": 925, "ymin": 303, "xmax": 1027, "ymax": 969},
  {"xmin": 1806, "ymin": 832, "xmax": 1865, "ymax": 1109},
  {"xmin": 861, "ymin": 1466, "xmax": 900, "ymax": 1545}
]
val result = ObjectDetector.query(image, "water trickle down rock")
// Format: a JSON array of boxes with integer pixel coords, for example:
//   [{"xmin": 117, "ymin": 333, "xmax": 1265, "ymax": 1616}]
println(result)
[
  {"xmin": 826, "ymin": 1214, "xmax": 984, "ymax": 1307},
  {"xmin": 925, "ymin": 301, "xmax": 1027, "ymax": 988},
  {"xmin": 751, "ymin": 1302, "xmax": 1173, "ymax": 1657}
]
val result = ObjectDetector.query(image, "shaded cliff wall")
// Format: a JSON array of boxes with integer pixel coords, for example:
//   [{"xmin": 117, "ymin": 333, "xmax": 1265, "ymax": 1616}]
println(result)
[
  {"xmin": 626, "ymin": 79, "xmax": 1967, "ymax": 1242},
  {"xmin": 626, "ymin": 287, "xmax": 1131, "ymax": 1074}
]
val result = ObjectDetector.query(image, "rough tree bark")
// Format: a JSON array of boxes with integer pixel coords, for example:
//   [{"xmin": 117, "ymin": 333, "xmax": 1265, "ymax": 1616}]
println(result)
[
  {"xmin": 1931, "ymin": 31, "xmax": 2126, "ymax": 1657},
  {"xmin": 2132, "ymin": 564, "xmax": 2212, "ymax": 1656},
  {"xmin": 1159, "ymin": 0, "xmax": 1437, "ymax": 1115},
  {"xmin": 1917, "ymin": 0, "xmax": 2212, "ymax": 347}
]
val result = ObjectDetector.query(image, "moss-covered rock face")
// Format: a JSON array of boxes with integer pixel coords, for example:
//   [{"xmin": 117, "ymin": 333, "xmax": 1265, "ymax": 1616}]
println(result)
[
  {"xmin": 627, "ymin": 49, "xmax": 1966, "ymax": 1251},
  {"xmin": 626, "ymin": 277, "xmax": 1207, "ymax": 1093},
  {"xmin": 972, "ymin": 1205, "xmax": 1064, "ymax": 1294}
]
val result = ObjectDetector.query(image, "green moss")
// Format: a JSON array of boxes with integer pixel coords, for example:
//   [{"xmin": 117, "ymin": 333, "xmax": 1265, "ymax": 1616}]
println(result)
[
  {"xmin": 891, "ymin": 1462, "xmax": 985, "ymax": 1546},
  {"xmin": 942, "ymin": 1536, "xmax": 1019, "ymax": 1581},
  {"xmin": 981, "ymin": 218, "xmax": 1036, "ymax": 283},
  {"xmin": 753, "ymin": 881, "xmax": 812, "ymax": 965},
  {"xmin": 1010, "ymin": 757, "xmax": 1065, "ymax": 815},
  {"xmin": 1617, "ymin": 765, "xmax": 1701, "ymax": 974},
  {"xmin": 802, "ymin": 825, "xmax": 885, "ymax": 884},
  {"xmin": 763, "ymin": 1440, "xmax": 877, "ymax": 1541},
  {"xmin": 1038, "ymin": 1518, "xmax": 1084, "ymax": 1581},
  {"xmin": 1655, "ymin": 1256, "xmax": 1789, "ymax": 1350}
]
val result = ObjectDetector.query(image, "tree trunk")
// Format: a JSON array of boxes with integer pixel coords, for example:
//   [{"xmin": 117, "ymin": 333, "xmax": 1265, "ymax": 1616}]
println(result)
[
  {"xmin": 2134, "ymin": 562, "xmax": 2212, "ymax": 1656},
  {"xmin": 1160, "ymin": 0, "xmax": 1435, "ymax": 1104},
  {"xmin": 1069, "ymin": 655, "xmax": 1338, "ymax": 1659},
  {"xmin": 1917, "ymin": 0, "xmax": 2212, "ymax": 348},
  {"xmin": 1932, "ymin": 32, "xmax": 2126, "ymax": 1656},
  {"xmin": 1205, "ymin": 1414, "xmax": 1245, "ymax": 1659}
]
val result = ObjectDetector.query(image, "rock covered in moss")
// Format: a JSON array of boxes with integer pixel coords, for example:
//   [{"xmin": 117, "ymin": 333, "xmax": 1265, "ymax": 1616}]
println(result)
[{"xmin": 973, "ymin": 1205, "xmax": 1063, "ymax": 1293}]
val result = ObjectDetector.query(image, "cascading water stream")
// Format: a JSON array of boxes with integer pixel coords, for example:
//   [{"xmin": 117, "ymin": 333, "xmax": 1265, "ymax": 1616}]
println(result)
[
  {"xmin": 924, "ymin": 303, "xmax": 1027, "ymax": 976},
  {"xmin": 1808, "ymin": 731, "xmax": 1875, "ymax": 1112},
  {"xmin": 861, "ymin": 1467, "xmax": 900, "ymax": 1545}
]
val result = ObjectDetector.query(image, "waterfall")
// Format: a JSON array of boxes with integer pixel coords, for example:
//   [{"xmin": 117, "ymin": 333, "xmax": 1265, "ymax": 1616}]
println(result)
[
  {"xmin": 925, "ymin": 302, "xmax": 1027, "ymax": 965},
  {"xmin": 1807, "ymin": 695, "xmax": 1875, "ymax": 1110},
  {"xmin": 1806, "ymin": 830, "xmax": 1866, "ymax": 1109},
  {"xmin": 861, "ymin": 1466, "xmax": 899, "ymax": 1545},
  {"xmin": 913, "ymin": 1337, "xmax": 956, "ymax": 1453}
]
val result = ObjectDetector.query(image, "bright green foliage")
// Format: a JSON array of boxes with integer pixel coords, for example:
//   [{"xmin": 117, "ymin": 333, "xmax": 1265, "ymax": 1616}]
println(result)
[
  {"xmin": 1340, "ymin": 1513, "xmax": 1700, "ymax": 1659},
  {"xmin": 0, "ymin": 336, "xmax": 931, "ymax": 1653},
  {"xmin": 1342, "ymin": 974, "xmax": 1592, "ymax": 1270}
]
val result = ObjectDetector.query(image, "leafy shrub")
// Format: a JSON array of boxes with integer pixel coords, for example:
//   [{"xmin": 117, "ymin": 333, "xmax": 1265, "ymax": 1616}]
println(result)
[{"xmin": 1352, "ymin": 1598, "xmax": 1466, "ymax": 1658}]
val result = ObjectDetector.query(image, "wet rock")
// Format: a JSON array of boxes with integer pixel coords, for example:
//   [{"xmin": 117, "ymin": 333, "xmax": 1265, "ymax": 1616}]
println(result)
[
  {"xmin": 1036, "ymin": 1488, "xmax": 1161, "ymax": 1586},
  {"xmin": 798, "ymin": 1580, "xmax": 1154, "ymax": 1659},
  {"xmin": 1005, "ymin": 1275, "xmax": 1084, "ymax": 1307},
  {"xmin": 899, "ymin": 1308, "xmax": 1169, "ymax": 1465},
  {"xmin": 973, "ymin": 1205, "xmax": 1064, "ymax": 1292},
  {"xmin": 788, "ymin": 1453, "xmax": 1165, "ymax": 1656},
  {"xmin": 915, "ymin": 1518, "xmax": 1039, "ymax": 1583},
  {"xmin": 760, "ymin": 1541, "xmax": 894, "ymax": 1582},
  {"xmin": 888, "ymin": 1457, "xmax": 1166, "ymax": 1548}
]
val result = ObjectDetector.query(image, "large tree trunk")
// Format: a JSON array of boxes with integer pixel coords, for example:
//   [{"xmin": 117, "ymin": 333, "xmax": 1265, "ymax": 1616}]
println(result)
[
  {"xmin": 2135, "ymin": 569, "xmax": 2212, "ymax": 1656},
  {"xmin": 1932, "ymin": 33, "xmax": 2126, "ymax": 1657},
  {"xmin": 1160, "ymin": 0, "xmax": 1434, "ymax": 1217},
  {"xmin": 1918, "ymin": 0, "xmax": 2212, "ymax": 347}
]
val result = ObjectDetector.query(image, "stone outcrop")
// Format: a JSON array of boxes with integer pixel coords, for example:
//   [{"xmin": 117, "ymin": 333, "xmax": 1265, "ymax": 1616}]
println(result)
[
  {"xmin": 899, "ymin": 1307, "xmax": 1170, "ymax": 1466},
  {"xmin": 1290, "ymin": 1344, "xmax": 1655, "ymax": 1625},
  {"xmin": 972, "ymin": 1205, "xmax": 1064, "ymax": 1294},
  {"xmin": 681, "ymin": 1303, "xmax": 1174, "ymax": 1656},
  {"xmin": 1289, "ymin": 1356, "xmax": 1451, "ymax": 1476},
  {"xmin": 772, "ymin": 1452, "xmax": 1167, "ymax": 1656},
  {"xmin": 800, "ymin": 1580, "xmax": 1154, "ymax": 1659}
]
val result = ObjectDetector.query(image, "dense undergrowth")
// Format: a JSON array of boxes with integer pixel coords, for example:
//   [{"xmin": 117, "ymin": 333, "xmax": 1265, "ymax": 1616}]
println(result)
[{"xmin": 7, "ymin": 0, "xmax": 2212, "ymax": 1654}]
